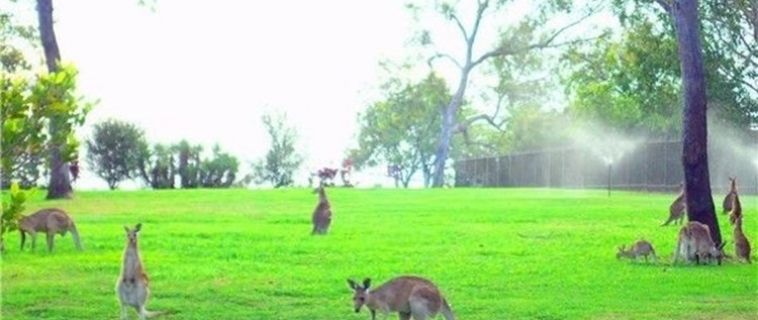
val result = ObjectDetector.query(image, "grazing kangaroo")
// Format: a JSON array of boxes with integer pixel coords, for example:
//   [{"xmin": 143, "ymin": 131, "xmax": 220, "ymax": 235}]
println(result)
[
  {"xmin": 116, "ymin": 223, "xmax": 165, "ymax": 320},
  {"xmin": 311, "ymin": 184, "xmax": 332, "ymax": 235},
  {"xmin": 733, "ymin": 216, "xmax": 752, "ymax": 263},
  {"xmin": 673, "ymin": 221, "xmax": 726, "ymax": 265},
  {"xmin": 728, "ymin": 188, "xmax": 743, "ymax": 226},
  {"xmin": 723, "ymin": 176, "xmax": 736, "ymax": 214},
  {"xmin": 19, "ymin": 208, "xmax": 83, "ymax": 252},
  {"xmin": 662, "ymin": 183, "xmax": 686, "ymax": 226},
  {"xmin": 616, "ymin": 239, "xmax": 657, "ymax": 262},
  {"xmin": 347, "ymin": 276, "xmax": 456, "ymax": 320}
]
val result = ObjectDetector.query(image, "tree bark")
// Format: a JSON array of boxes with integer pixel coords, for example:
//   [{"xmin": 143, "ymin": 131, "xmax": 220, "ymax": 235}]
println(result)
[
  {"xmin": 37, "ymin": 0, "xmax": 73, "ymax": 199},
  {"xmin": 669, "ymin": 0, "xmax": 721, "ymax": 244}
]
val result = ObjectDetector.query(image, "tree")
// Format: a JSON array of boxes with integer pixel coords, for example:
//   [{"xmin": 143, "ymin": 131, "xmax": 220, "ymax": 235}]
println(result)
[
  {"xmin": 36, "ymin": 0, "xmax": 79, "ymax": 199},
  {"xmin": 408, "ymin": 0, "xmax": 605, "ymax": 187},
  {"xmin": 252, "ymin": 111, "xmax": 303, "ymax": 188},
  {"xmin": 85, "ymin": 119, "xmax": 148, "ymax": 190},
  {"xmin": 198, "ymin": 144, "xmax": 239, "ymax": 188},
  {"xmin": 137, "ymin": 143, "xmax": 176, "ymax": 189},
  {"xmin": 351, "ymin": 72, "xmax": 451, "ymax": 188},
  {"xmin": 175, "ymin": 140, "xmax": 203, "ymax": 188},
  {"xmin": 656, "ymin": 0, "xmax": 721, "ymax": 244}
]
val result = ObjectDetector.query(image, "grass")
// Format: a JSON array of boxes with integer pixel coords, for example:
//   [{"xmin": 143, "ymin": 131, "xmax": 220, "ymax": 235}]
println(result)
[{"xmin": 1, "ymin": 188, "xmax": 756, "ymax": 320}]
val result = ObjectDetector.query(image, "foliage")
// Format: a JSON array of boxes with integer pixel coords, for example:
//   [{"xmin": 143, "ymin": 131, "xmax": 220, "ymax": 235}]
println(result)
[
  {"xmin": 0, "ymin": 182, "xmax": 35, "ymax": 253},
  {"xmin": 564, "ymin": 0, "xmax": 758, "ymax": 136},
  {"xmin": 136, "ymin": 141, "xmax": 239, "ymax": 189},
  {"xmin": 252, "ymin": 111, "xmax": 303, "ymax": 188},
  {"xmin": 85, "ymin": 119, "xmax": 148, "ymax": 190},
  {"xmin": 137, "ymin": 143, "xmax": 175, "ymax": 189},
  {"xmin": 175, "ymin": 140, "xmax": 203, "ymax": 189},
  {"xmin": 407, "ymin": 0, "xmax": 606, "ymax": 186},
  {"xmin": 351, "ymin": 72, "xmax": 451, "ymax": 188},
  {"xmin": 1, "ymin": 188, "xmax": 756, "ymax": 318},
  {"xmin": 198, "ymin": 144, "xmax": 238, "ymax": 188},
  {"xmin": 1, "ymin": 64, "xmax": 93, "ymax": 189}
]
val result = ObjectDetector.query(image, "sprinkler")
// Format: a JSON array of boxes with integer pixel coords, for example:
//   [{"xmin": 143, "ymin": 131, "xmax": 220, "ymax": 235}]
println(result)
[{"xmin": 607, "ymin": 161, "xmax": 612, "ymax": 197}]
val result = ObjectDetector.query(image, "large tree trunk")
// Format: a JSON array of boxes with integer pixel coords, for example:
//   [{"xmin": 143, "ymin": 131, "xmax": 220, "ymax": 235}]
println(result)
[
  {"xmin": 431, "ymin": 71, "xmax": 469, "ymax": 187},
  {"xmin": 37, "ymin": 0, "xmax": 73, "ymax": 199},
  {"xmin": 670, "ymin": 0, "xmax": 721, "ymax": 244}
]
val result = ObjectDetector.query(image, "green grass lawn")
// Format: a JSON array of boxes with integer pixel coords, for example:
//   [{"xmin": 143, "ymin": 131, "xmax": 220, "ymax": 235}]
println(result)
[{"xmin": 1, "ymin": 188, "xmax": 756, "ymax": 320}]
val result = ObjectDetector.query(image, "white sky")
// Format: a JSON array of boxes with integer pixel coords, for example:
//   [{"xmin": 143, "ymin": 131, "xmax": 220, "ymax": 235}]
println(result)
[
  {"xmin": 50, "ymin": 0, "xmax": 420, "ymax": 189},
  {"xmin": 8, "ymin": 1, "xmax": 616, "ymax": 189}
]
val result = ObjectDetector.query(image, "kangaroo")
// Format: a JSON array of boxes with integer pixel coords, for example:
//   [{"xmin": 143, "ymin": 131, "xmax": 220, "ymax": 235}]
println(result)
[
  {"xmin": 616, "ymin": 239, "xmax": 657, "ymax": 262},
  {"xmin": 673, "ymin": 221, "xmax": 726, "ymax": 265},
  {"xmin": 116, "ymin": 223, "xmax": 165, "ymax": 320},
  {"xmin": 311, "ymin": 183, "xmax": 332, "ymax": 235},
  {"xmin": 348, "ymin": 276, "xmax": 455, "ymax": 320},
  {"xmin": 19, "ymin": 208, "xmax": 83, "ymax": 252},
  {"xmin": 728, "ymin": 188, "xmax": 743, "ymax": 226},
  {"xmin": 662, "ymin": 183, "xmax": 686, "ymax": 226},
  {"xmin": 733, "ymin": 216, "xmax": 752, "ymax": 263},
  {"xmin": 722, "ymin": 176, "xmax": 736, "ymax": 214}
]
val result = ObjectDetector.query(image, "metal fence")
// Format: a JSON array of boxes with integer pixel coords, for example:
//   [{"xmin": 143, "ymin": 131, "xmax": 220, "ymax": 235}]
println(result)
[{"xmin": 454, "ymin": 140, "xmax": 758, "ymax": 194}]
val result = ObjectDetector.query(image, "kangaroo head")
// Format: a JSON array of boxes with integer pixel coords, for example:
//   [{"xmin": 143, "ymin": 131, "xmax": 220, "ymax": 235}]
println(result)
[
  {"xmin": 347, "ymin": 278, "xmax": 372, "ymax": 313},
  {"xmin": 728, "ymin": 177, "xmax": 736, "ymax": 192},
  {"xmin": 616, "ymin": 245, "xmax": 627, "ymax": 259},
  {"xmin": 124, "ymin": 223, "xmax": 142, "ymax": 245},
  {"xmin": 711, "ymin": 241, "xmax": 726, "ymax": 265}
]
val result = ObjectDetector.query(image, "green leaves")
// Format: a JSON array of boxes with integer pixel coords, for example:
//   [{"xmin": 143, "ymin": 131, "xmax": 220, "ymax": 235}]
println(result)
[
  {"xmin": 1, "ymin": 64, "xmax": 94, "ymax": 188},
  {"xmin": 1, "ymin": 181, "xmax": 36, "ymax": 251},
  {"xmin": 353, "ymin": 72, "xmax": 452, "ymax": 187}
]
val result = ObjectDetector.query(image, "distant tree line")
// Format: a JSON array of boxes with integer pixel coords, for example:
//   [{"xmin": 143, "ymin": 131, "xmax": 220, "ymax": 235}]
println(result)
[{"xmin": 85, "ymin": 119, "xmax": 240, "ymax": 190}]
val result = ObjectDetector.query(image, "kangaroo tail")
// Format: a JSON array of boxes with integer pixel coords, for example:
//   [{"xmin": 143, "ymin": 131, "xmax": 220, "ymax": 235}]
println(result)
[
  {"xmin": 141, "ymin": 308, "xmax": 175, "ymax": 318},
  {"xmin": 69, "ymin": 222, "xmax": 83, "ymax": 250},
  {"xmin": 441, "ymin": 298, "xmax": 456, "ymax": 320}
]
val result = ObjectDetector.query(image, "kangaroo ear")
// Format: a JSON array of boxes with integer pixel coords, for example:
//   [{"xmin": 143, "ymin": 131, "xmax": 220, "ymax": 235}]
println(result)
[
  {"xmin": 124, "ymin": 226, "xmax": 129, "ymax": 233},
  {"xmin": 135, "ymin": 223, "xmax": 142, "ymax": 232},
  {"xmin": 347, "ymin": 279, "xmax": 358, "ymax": 290},
  {"xmin": 363, "ymin": 278, "xmax": 371, "ymax": 289},
  {"xmin": 718, "ymin": 241, "xmax": 727, "ymax": 250}
]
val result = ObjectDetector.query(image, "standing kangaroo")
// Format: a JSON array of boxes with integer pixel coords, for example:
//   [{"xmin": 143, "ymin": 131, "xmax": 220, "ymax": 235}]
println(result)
[
  {"xmin": 662, "ymin": 183, "xmax": 686, "ymax": 226},
  {"xmin": 733, "ymin": 216, "xmax": 752, "ymax": 263},
  {"xmin": 728, "ymin": 187, "xmax": 743, "ymax": 226},
  {"xmin": 347, "ymin": 276, "xmax": 455, "ymax": 320},
  {"xmin": 723, "ymin": 176, "xmax": 737, "ymax": 213},
  {"xmin": 616, "ymin": 239, "xmax": 657, "ymax": 262},
  {"xmin": 673, "ymin": 221, "xmax": 725, "ymax": 265},
  {"xmin": 116, "ymin": 223, "xmax": 164, "ymax": 320},
  {"xmin": 19, "ymin": 208, "xmax": 83, "ymax": 252},
  {"xmin": 311, "ymin": 184, "xmax": 332, "ymax": 235}
]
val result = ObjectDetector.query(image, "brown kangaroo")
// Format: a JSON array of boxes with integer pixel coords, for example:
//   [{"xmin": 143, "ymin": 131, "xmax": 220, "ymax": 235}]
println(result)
[
  {"xmin": 116, "ymin": 223, "xmax": 165, "ymax": 320},
  {"xmin": 728, "ymin": 188, "xmax": 743, "ymax": 226},
  {"xmin": 311, "ymin": 184, "xmax": 332, "ymax": 235},
  {"xmin": 348, "ymin": 276, "xmax": 455, "ymax": 320},
  {"xmin": 19, "ymin": 208, "xmax": 83, "ymax": 252},
  {"xmin": 723, "ymin": 176, "xmax": 736, "ymax": 214},
  {"xmin": 733, "ymin": 216, "xmax": 752, "ymax": 263},
  {"xmin": 616, "ymin": 239, "xmax": 657, "ymax": 262},
  {"xmin": 673, "ymin": 221, "xmax": 726, "ymax": 265},
  {"xmin": 662, "ymin": 183, "xmax": 686, "ymax": 226}
]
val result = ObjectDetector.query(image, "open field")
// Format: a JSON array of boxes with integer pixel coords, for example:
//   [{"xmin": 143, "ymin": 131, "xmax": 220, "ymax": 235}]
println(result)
[{"xmin": 1, "ymin": 188, "xmax": 757, "ymax": 320}]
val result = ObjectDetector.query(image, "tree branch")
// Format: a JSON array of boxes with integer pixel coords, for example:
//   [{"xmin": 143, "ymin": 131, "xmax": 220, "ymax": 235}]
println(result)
[
  {"xmin": 427, "ymin": 52, "xmax": 463, "ymax": 69},
  {"xmin": 454, "ymin": 93, "xmax": 507, "ymax": 134},
  {"xmin": 655, "ymin": 0, "xmax": 672, "ymax": 14},
  {"xmin": 470, "ymin": 7, "xmax": 602, "ymax": 68}
]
